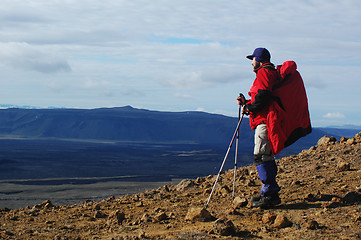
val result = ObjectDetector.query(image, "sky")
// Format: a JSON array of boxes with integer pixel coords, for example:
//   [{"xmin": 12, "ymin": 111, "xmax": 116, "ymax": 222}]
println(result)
[{"xmin": 0, "ymin": 1, "xmax": 360, "ymax": 127}]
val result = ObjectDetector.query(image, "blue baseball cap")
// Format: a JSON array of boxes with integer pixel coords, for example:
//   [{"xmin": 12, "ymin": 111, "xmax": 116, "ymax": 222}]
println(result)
[{"xmin": 246, "ymin": 48, "xmax": 271, "ymax": 62}]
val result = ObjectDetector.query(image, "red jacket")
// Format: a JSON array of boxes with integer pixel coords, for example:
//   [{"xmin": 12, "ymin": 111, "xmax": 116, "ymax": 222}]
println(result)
[
  {"xmin": 246, "ymin": 61, "xmax": 312, "ymax": 154},
  {"xmin": 247, "ymin": 63, "xmax": 279, "ymax": 130}
]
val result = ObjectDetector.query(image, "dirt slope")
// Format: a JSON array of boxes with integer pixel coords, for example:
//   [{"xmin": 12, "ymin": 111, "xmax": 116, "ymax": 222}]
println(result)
[{"xmin": 1, "ymin": 133, "xmax": 361, "ymax": 239}]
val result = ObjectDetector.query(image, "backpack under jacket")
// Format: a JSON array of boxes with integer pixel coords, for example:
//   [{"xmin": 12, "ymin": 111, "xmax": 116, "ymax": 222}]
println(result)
[{"xmin": 267, "ymin": 60, "xmax": 312, "ymax": 154}]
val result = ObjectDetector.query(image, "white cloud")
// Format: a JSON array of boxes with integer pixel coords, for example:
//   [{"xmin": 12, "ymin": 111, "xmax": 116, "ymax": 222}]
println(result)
[
  {"xmin": 323, "ymin": 112, "xmax": 345, "ymax": 119},
  {"xmin": 157, "ymin": 67, "xmax": 244, "ymax": 90},
  {"xmin": 82, "ymin": 78, "xmax": 110, "ymax": 89},
  {"xmin": 0, "ymin": 42, "xmax": 71, "ymax": 73},
  {"xmin": 174, "ymin": 93, "xmax": 192, "ymax": 99},
  {"xmin": 45, "ymin": 81, "xmax": 66, "ymax": 93}
]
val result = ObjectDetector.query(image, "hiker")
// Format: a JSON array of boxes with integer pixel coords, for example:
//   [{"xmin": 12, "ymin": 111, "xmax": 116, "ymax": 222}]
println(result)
[{"xmin": 237, "ymin": 47, "xmax": 311, "ymax": 208}]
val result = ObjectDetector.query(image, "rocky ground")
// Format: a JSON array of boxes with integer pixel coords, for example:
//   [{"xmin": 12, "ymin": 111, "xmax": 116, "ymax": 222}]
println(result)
[{"xmin": 1, "ymin": 133, "xmax": 361, "ymax": 240}]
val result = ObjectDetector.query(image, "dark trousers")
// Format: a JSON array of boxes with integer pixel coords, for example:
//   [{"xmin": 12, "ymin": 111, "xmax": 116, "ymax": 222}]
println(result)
[{"xmin": 254, "ymin": 124, "xmax": 281, "ymax": 196}]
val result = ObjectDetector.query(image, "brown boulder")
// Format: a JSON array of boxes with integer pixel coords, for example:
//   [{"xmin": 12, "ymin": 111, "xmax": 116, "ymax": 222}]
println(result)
[
  {"xmin": 35, "ymin": 200, "xmax": 54, "ymax": 209},
  {"xmin": 343, "ymin": 191, "xmax": 361, "ymax": 204},
  {"xmin": 233, "ymin": 196, "xmax": 248, "ymax": 209},
  {"xmin": 346, "ymin": 138, "xmax": 355, "ymax": 145},
  {"xmin": 135, "ymin": 201, "xmax": 144, "ymax": 207},
  {"xmin": 340, "ymin": 137, "xmax": 348, "ymax": 143},
  {"xmin": 306, "ymin": 220, "xmax": 319, "ymax": 230},
  {"xmin": 262, "ymin": 212, "xmax": 277, "ymax": 224},
  {"xmin": 219, "ymin": 185, "xmax": 231, "ymax": 196},
  {"xmin": 94, "ymin": 211, "xmax": 107, "ymax": 219},
  {"xmin": 153, "ymin": 212, "xmax": 168, "ymax": 222},
  {"xmin": 355, "ymin": 132, "xmax": 361, "ymax": 142},
  {"xmin": 185, "ymin": 207, "xmax": 215, "ymax": 222},
  {"xmin": 271, "ymin": 215, "xmax": 292, "ymax": 228},
  {"xmin": 140, "ymin": 213, "xmax": 151, "ymax": 223},
  {"xmin": 108, "ymin": 210, "xmax": 125, "ymax": 224},
  {"xmin": 176, "ymin": 179, "xmax": 195, "ymax": 191},
  {"xmin": 317, "ymin": 136, "xmax": 337, "ymax": 145},
  {"xmin": 305, "ymin": 193, "xmax": 317, "ymax": 201},
  {"xmin": 337, "ymin": 161, "xmax": 350, "ymax": 172},
  {"xmin": 213, "ymin": 218, "xmax": 236, "ymax": 236}
]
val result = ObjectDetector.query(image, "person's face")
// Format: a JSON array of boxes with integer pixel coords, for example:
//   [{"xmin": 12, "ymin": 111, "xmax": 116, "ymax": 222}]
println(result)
[{"xmin": 252, "ymin": 57, "xmax": 261, "ymax": 69}]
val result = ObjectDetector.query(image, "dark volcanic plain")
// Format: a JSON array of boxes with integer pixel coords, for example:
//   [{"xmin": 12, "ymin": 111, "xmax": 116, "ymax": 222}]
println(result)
[{"xmin": 0, "ymin": 138, "xmax": 253, "ymax": 209}]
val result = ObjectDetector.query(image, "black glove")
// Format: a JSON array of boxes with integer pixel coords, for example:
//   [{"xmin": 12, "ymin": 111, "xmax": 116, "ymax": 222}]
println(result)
[{"xmin": 237, "ymin": 93, "xmax": 246, "ymax": 106}]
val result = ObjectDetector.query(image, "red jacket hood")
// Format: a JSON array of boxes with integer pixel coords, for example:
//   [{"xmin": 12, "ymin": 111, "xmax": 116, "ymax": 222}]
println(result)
[{"xmin": 277, "ymin": 61, "xmax": 297, "ymax": 78}]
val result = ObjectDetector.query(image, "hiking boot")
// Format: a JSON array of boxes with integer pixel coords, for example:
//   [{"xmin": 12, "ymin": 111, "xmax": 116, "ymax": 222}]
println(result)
[
  {"xmin": 252, "ymin": 194, "xmax": 281, "ymax": 208},
  {"xmin": 250, "ymin": 194, "xmax": 262, "ymax": 202}
]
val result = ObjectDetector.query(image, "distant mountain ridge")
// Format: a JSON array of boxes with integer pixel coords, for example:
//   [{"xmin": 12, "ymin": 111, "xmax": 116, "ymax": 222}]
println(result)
[
  {"xmin": 0, "ymin": 106, "xmax": 242, "ymax": 146},
  {"xmin": 0, "ymin": 106, "xmax": 356, "ymax": 152},
  {"xmin": 317, "ymin": 127, "xmax": 361, "ymax": 139}
]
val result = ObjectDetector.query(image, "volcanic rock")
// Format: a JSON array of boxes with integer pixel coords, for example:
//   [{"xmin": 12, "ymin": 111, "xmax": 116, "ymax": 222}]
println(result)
[
  {"xmin": 135, "ymin": 201, "xmax": 144, "ymax": 207},
  {"xmin": 233, "ymin": 196, "xmax": 248, "ymax": 209},
  {"xmin": 176, "ymin": 179, "xmax": 195, "ymax": 191},
  {"xmin": 317, "ymin": 136, "xmax": 337, "ymax": 145},
  {"xmin": 185, "ymin": 207, "xmax": 214, "ymax": 222},
  {"xmin": 35, "ymin": 200, "xmax": 54, "ymax": 209},
  {"xmin": 340, "ymin": 137, "xmax": 348, "ymax": 143},
  {"xmin": 262, "ymin": 212, "xmax": 277, "ymax": 224},
  {"xmin": 346, "ymin": 138, "xmax": 356, "ymax": 145},
  {"xmin": 271, "ymin": 215, "xmax": 292, "ymax": 228},
  {"xmin": 1, "ymin": 230, "xmax": 14, "ymax": 237},
  {"xmin": 343, "ymin": 191, "xmax": 361, "ymax": 204},
  {"xmin": 337, "ymin": 161, "xmax": 351, "ymax": 172},
  {"xmin": 306, "ymin": 220, "xmax": 320, "ymax": 230},
  {"xmin": 108, "ymin": 210, "xmax": 125, "ymax": 224},
  {"xmin": 140, "ymin": 213, "xmax": 151, "ymax": 223},
  {"xmin": 153, "ymin": 212, "xmax": 168, "ymax": 222},
  {"xmin": 94, "ymin": 210, "xmax": 107, "ymax": 219},
  {"xmin": 213, "ymin": 218, "xmax": 236, "ymax": 236}
]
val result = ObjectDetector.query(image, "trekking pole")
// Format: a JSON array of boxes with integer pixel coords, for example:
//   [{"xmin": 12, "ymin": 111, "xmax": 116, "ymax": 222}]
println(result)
[
  {"xmin": 232, "ymin": 104, "xmax": 242, "ymax": 199},
  {"xmin": 205, "ymin": 108, "xmax": 244, "ymax": 208}
]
